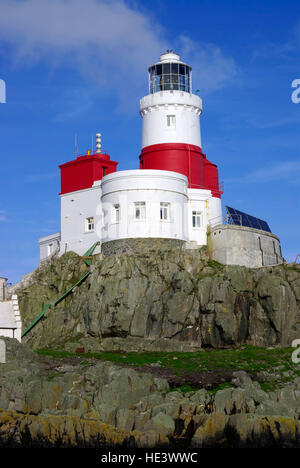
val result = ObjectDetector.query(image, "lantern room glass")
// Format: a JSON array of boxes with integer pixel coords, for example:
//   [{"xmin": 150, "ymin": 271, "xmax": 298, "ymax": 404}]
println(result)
[{"xmin": 148, "ymin": 63, "xmax": 192, "ymax": 93}]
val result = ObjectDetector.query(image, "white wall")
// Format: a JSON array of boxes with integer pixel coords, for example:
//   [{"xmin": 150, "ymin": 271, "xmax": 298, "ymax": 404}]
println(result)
[
  {"xmin": 0, "ymin": 295, "xmax": 22, "ymax": 342},
  {"xmin": 208, "ymin": 196, "xmax": 223, "ymax": 227},
  {"xmin": 39, "ymin": 232, "xmax": 61, "ymax": 261},
  {"xmin": 140, "ymin": 91, "xmax": 202, "ymax": 148},
  {"xmin": 187, "ymin": 189, "xmax": 210, "ymax": 245},
  {"xmin": 208, "ymin": 224, "xmax": 283, "ymax": 268},
  {"xmin": 101, "ymin": 170, "xmax": 189, "ymax": 243},
  {"xmin": 57, "ymin": 172, "xmax": 223, "ymax": 255},
  {"xmin": 60, "ymin": 185, "xmax": 102, "ymax": 256},
  {"xmin": 186, "ymin": 189, "xmax": 223, "ymax": 246}
]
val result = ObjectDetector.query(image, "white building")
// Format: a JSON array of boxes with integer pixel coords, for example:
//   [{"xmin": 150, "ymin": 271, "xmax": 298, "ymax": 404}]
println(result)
[
  {"xmin": 0, "ymin": 278, "xmax": 22, "ymax": 342},
  {"xmin": 39, "ymin": 51, "xmax": 222, "ymax": 261},
  {"xmin": 38, "ymin": 51, "xmax": 282, "ymax": 268}
]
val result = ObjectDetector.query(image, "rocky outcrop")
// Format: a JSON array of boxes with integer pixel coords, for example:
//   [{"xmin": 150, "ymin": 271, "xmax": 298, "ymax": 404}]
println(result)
[
  {"xmin": 16, "ymin": 246, "xmax": 300, "ymax": 352},
  {"xmin": 0, "ymin": 338, "xmax": 300, "ymax": 448}
]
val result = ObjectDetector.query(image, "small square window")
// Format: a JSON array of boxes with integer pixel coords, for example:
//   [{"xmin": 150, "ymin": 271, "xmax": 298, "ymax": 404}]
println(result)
[
  {"xmin": 86, "ymin": 217, "xmax": 95, "ymax": 232},
  {"xmin": 192, "ymin": 211, "xmax": 201, "ymax": 228},
  {"xmin": 167, "ymin": 115, "xmax": 176, "ymax": 127},
  {"xmin": 160, "ymin": 202, "xmax": 170, "ymax": 221},
  {"xmin": 135, "ymin": 202, "xmax": 146, "ymax": 220}
]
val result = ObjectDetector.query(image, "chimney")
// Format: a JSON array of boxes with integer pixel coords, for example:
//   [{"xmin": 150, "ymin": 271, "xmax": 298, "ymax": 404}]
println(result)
[{"xmin": 96, "ymin": 133, "xmax": 101, "ymax": 154}]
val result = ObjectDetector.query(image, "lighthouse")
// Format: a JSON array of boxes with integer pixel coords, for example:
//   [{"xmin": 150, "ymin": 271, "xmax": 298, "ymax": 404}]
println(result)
[
  {"xmin": 139, "ymin": 50, "xmax": 204, "ymax": 187},
  {"xmin": 37, "ymin": 50, "xmax": 283, "ymax": 269},
  {"xmin": 139, "ymin": 51, "xmax": 223, "ymax": 234},
  {"xmin": 38, "ymin": 50, "xmax": 225, "ymax": 260}
]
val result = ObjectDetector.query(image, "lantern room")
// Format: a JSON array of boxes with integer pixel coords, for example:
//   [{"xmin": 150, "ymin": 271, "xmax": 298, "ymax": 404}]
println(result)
[{"xmin": 148, "ymin": 51, "xmax": 192, "ymax": 93}]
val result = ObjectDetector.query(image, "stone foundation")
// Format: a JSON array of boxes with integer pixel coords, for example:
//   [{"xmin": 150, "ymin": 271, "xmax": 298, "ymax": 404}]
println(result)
[
  {"xmin": 101, "ymin": 237, "xmax": 185, "ymax": 257},
  {"xmin": 208, "ymin": 224, "xmax": 283, "ymax": 268}
]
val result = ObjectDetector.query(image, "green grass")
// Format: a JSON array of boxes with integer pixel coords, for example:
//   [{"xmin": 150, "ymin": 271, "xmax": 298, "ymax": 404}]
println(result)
[
  {"xmin": 35, "ymin": 345, "xmax": 300, "ymax": 394},
  {"xmin": 259, "ymin": 381, "xmax": 278, "ymax": 392},
  {"xmin": 36, "ymin": 345, "xmax": 298, "ymax": 375},
  {"xmin": 168, "ymin": 385, "xmax": 199, "ymax": 395}
]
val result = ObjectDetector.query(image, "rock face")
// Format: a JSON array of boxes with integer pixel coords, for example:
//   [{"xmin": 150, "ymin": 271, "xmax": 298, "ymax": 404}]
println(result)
[
  {"xmin": 0, "ymin": 338, "xmax": 300, "ymax": 448},
  {"xmin": 15, "ymin": 247, "xmax": 300, "ymax": 351},
  {"xmin": 16, "ymin": 246, "xmax": 300, "ymax": 352}
]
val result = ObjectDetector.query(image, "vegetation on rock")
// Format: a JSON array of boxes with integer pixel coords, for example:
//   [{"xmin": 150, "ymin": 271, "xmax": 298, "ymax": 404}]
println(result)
[{"xmin": 16, "ymin": 248, "xmax": 300, "ymax": 352}]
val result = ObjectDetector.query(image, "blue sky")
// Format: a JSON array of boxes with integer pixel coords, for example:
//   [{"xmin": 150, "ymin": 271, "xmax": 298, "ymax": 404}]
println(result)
[{"xmin": 0, "ymin": 0, "xmax": 299, "ymax": 284}]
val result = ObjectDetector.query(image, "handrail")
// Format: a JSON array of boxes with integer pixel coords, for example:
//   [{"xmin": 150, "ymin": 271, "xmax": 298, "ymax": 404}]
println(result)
[
  {"xmin": 293, "ymin": 254, "xmax": 300, "ymax": 265},
  {"xmin": 75, "ymin": 151, "xmax": 110, "ymax": 158},
  {"xmin": 21, "ymin": 304, "xmax": 51, "ymax": 337},
  {"xmin": 21, "ymin": 242, "xmax": 100, "ymax": 338}
]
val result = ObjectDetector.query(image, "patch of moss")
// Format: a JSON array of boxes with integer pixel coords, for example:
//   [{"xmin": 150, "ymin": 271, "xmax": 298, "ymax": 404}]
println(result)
[
  {"xmin": 36, "ymin": 345, "xmax": 298, "ymax": 383},
  {"xmin": 46, "ymin": 371, "xmax": 65, "ymax": 382},
  {"xmin": 207, "ymin": 259, "xmax": 224, "ymax": 270},
  {"xmin": 260, "ymin": 381, "xmax": 278, "ymax": 392},
  {"xmin": 208, "ymin": 382, "xmax": 233, "ymax": 395},
  {"xmin": 168, "ymin": 385, "xmax": 199, "ymax": 394}
]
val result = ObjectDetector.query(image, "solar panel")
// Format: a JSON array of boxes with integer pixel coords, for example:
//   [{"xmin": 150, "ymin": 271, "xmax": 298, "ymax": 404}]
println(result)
[{"xmin": 225, "ymin": 206, "xmax": 272, "ymax": 233}]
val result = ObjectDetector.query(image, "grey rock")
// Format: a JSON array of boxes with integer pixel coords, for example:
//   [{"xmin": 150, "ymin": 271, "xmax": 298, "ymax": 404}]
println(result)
[
  {"xmin": 13, "ymin": 248, "xmax": 300, "ymax": 352},
  {"xmin": 144, "ymin": 412, "xmax": 175, "ymax": 436}
]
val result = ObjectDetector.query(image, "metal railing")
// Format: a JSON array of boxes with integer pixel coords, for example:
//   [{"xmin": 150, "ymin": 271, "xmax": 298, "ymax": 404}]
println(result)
[
  {"xmin": 75, "ymin": 150, "xmax": 110, "ymax": 158},
  {"xmin": 224, "ymin": 213, "xmax": 242, "ymax": 226},
  {"xmin": 21, "ymin": 242, "xmax": 99, "ymax": 338}
]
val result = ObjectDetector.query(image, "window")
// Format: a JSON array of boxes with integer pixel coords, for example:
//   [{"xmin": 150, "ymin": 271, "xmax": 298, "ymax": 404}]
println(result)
[
  {"xmin": 149, "ymin": 62, "xmax": 191, "ymax": 93},
  {"xmin": 86, "ymin": 216, "xmax": 95, "ymax": 232},
  {"xmin": 135, "ymin": 202, "xmax": 146, "ymax": 220},
  {"xmin": 47, "ymin": 243, "xmax": 53, "ymax": 256},
  {"xmin": 160, "ymin": 202, "xmax": 170, "ymax": 221},
  {"xmin": 167, "ymin": 115, "xmax": 176, "ymax": 127},
  {"xmin": 192, "ymin": 211, "xmax": 201, "ymax": 228},
  {"xmin": 102, "ymin": 167, "xmax": 107, "ymax": 177},
  {"xmin": 113, "ymin": 204, "xmax": 120, "ymax": 223}
]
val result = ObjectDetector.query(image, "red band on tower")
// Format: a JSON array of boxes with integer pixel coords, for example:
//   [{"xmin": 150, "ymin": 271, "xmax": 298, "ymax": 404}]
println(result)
[{"xmin": 139, "ymin": 143, "xmax": 222, "ymax": 197}]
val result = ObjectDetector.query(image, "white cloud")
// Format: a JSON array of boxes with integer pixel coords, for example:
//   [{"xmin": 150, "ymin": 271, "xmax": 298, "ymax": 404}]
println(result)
[
  {"xmin": 178, "ymin": 35, "xmax": 239, "ymax": 94},
  {"xmin": 0, "ymin": 0, "xmax": 238, "ymax": 109},
  {"xmin": 250, "ymin": 19, "xmax": 300, "ymax": 64},
  {"xmin": 0, "ymin": 0, "xmax": 165, "ymax": 90},
  {"xmin": 0, "ymin": 210, "xmax": 7, "ymax": 221},
  {"xmin": 25, "ymin": 172, "xmax": 57, "ymax": 183},
  {"xmin": 226, "ymin": 160, "xmax": 300, "ymax": 184}
]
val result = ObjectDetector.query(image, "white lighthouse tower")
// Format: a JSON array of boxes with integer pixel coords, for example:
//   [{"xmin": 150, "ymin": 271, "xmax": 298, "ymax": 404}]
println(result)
[
  {"xmin": 139, "ymin": 51, "xmax": 223, "ymax": 240},
  {"xmin": 140, "ymin": 51, "xmax": 202, "ymax": 149}
]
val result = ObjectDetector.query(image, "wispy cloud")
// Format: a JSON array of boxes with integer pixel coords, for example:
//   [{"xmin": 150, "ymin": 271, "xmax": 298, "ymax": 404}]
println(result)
[
  {"xmin": 222, "ymin": 114, "xmax": 300, "ymax": 131},
  {"xmin": 0, "ymin": 0, "xmax": 239, "ymax": 110},
  {"xmin": 53, "ymin": 87, "xmax": 95, "ymax": 122},
  {"xmin": 178, "ymin": 35, "xmax": 239, "ymax": 94},
  {"xmin": 25, "ymin": 172, "xmax": 57, "ymax": 183},
  {"xmin": 0, "ymin": 0, "xmax": 166, "ymax": 107},
  {"xmin": 250, "ymin": 18, "xmax": 300, "ymax": 64},
  {"xmin": 0, "ymin": 210, "xmax": 7, "ymax": 222},
  {"xmin": 226, "ymin": 160, "xmax": 300, "ymax": 184}
]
